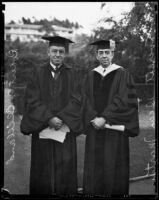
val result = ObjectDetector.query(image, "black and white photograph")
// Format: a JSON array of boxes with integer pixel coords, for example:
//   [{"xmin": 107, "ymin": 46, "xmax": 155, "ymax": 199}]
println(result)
[{"xmin": 1, "ymin": 1, "xmax": 157, "ymax": 198}]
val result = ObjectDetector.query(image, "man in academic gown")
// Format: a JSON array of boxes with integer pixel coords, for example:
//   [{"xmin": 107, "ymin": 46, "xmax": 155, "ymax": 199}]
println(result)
[
  {"xmin": 82, "ymin": 39, "xmax": 140, "ymax": 195},
  {"xmin": 20, "ymin": 36, "xmax": 83, "ymax": 195}
]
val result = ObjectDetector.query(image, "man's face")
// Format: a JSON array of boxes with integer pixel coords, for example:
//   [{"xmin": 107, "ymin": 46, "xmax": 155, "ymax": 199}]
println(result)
[
  {"xmin": 96, "ymin": 48, "xmax": 114, "ymax": 68},
  {"xmin": 48, "ymin": 45, "xmax": 66, "ymax": 66}
]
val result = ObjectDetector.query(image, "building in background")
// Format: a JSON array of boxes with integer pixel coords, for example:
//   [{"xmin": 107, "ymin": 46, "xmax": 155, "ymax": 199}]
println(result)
[
  {"xmin": 5, "ymin": 24, "xmax": 45, "ymax": 42},
  {"xmin": 5, "ymin": 23, "xmax": 89, "ymax": 43},
  {"xmin": 52, "ymin": 25, "xmax": 73, "ymax": 39}
]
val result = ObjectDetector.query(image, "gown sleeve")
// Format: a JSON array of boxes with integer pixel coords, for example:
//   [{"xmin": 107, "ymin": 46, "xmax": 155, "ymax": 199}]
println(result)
[
  {"xmin": 57, "ymin": 92, "xmax": 84, "ymax": 135},
  {"xmin": 82, "ymin": 73, "xmax": 98, "ymax": 129},
  {"xmin": 100, "ymin": 69, "xmax": 140, "ymax": 137},
  {"xmin": 56, "ymin": 69, "xmax": 84, "ymax": 135},
  {"xmin": 57, "ymin": 70, "xmax": 97, "ymax": 135},
  {"xmin": 20, "ymin": 67, "xmax": 54, "ymax": 135}
]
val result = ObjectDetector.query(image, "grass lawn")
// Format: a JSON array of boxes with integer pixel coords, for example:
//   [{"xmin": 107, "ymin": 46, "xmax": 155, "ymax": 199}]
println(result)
[
  {"xmin": 129, "ymin": 178, "xmax": 155, "ymax": 194},
  {"xmin": 4, "ymin": 101, "xmax": 155, "ymax": 194}
]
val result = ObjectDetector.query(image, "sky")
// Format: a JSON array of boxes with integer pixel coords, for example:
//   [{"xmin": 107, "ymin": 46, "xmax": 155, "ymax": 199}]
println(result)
[{"xmin": 3, "ymin": 2, "xmax": 134, "ymax": 35}]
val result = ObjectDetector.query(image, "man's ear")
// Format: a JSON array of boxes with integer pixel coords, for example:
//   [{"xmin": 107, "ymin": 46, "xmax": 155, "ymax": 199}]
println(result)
[
  {"xmin": 47, "ymin": 48, "xmax": 50, "ymax": 56},
  {"xmin": 64, "ymin": 51, "xmax": 68, "ymax": 56},
  {"xmin": 96, "ymin": 52, "xmax": 99, "ymax": 61}
]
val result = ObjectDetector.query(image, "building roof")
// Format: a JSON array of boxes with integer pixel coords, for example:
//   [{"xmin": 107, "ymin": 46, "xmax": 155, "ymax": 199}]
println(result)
[
  {"xmin": 5, "ymin": 24, "xmax": 43, "ymax": 30},
  {"xmin": 52, "ymin": 25, "xmax": 73, "ymax": 32}
]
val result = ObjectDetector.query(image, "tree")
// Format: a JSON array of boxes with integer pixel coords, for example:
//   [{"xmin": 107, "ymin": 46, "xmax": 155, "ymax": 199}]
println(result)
[
  {"xmin": 97, "ymin": 2, "xmax": 157, "ymax": 82},
  {"xmin": 8, "ymin": 20, "xmax": 15, "ymax": 24},
  {"xmin": 22, "ymin": 17, "xmax": 31, "ymax": 24},
  {"xmin": 75, "ymin": 22, "xmax": 79, "ymax": 29}
]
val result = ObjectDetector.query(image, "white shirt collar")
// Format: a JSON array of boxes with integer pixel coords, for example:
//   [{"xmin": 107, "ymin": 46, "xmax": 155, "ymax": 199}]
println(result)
[
  {"xmin": 93, "ymin": 64, "xmax": 122, "ymax": 77},
  {"xmin": 50, "ymin": 61, "xmax": 61, "ymax": 70},
  {"xmin": 50, "ymin": 62, "xmax": 62, "ymax": 78}
]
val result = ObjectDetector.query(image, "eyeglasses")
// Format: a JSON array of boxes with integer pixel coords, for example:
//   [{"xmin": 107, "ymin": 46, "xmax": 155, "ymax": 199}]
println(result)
[
  {"xmin": 97, "ymin": 49, "xmax": 112, "ymax": 56},
  {"xmin": 51, "ymin": 49, "xmax": 65, "ymax": 55}
]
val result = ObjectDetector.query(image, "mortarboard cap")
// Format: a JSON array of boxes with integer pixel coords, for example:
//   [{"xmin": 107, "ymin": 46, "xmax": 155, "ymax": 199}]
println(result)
[
  {"xmin": 42, "ymin": 35, "xmax": 74, "ymax": 50},
  {"xmin": 90, "ymin": 39, "xmax": 116, "ymax": 51}
]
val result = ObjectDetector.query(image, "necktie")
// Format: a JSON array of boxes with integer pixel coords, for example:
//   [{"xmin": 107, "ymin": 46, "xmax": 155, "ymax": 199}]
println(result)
[
  {"xmin": 51, "ymin": 66, "xmax": 61, "ymax": 73},
  {"xmin": 50, "ymin": 66, "xmax": 62, "ymax": 79},
  {"xmin": 103, "ymin": 68, "xmax": 106, "ymax": 73}
]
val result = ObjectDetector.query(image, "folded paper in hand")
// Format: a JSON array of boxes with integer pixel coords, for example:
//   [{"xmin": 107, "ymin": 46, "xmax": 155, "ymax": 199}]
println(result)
[
  {"xmin": 104, "ymin": 124, "xmax": 125, "ymax": 132},
  {"xmin": 91, "ymin": 119, "xmax": 125, "ymax": 132},
  {"xmin": 39, "ymin": 124, "xmax": 70, "ymax": 143}
]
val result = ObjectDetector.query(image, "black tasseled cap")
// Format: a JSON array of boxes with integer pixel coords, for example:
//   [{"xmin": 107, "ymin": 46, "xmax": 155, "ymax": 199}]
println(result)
[
  {"xmin": 42, "ymin": 35, "xmax": 74, "ymax": 48},
  {"xmin": 89, "ymin": 39, "xmax": 116, "ymax": 50}
]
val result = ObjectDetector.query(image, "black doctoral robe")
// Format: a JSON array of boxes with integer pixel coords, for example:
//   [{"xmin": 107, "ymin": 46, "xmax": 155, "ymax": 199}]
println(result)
[
  {"xmin": 82, "ymin": 65, "xmax": 139, "ymax": 195},
  {"xmin": 20, "ymin": 62, "xmax": 83, "ymax": 195}
]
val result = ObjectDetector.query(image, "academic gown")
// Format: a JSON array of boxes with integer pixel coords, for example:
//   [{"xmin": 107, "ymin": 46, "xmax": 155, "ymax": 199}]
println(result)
[
  {"xmin": 20, "ymin": 62, "xmax": 82, "ymax": 195},
  {"xmin": 82, "ymin": 64, "xmax": 139, "ymax": 195}
]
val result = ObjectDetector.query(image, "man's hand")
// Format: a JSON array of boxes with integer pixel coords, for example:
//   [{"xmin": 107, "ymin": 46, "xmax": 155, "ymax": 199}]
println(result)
[
  {"xmin": 91, "ymin": 117, "xmax": 106, "ymax": 129},
  {"xmin": 48, "ymin": 117, "xmax": 63, "ymax": 130}
]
